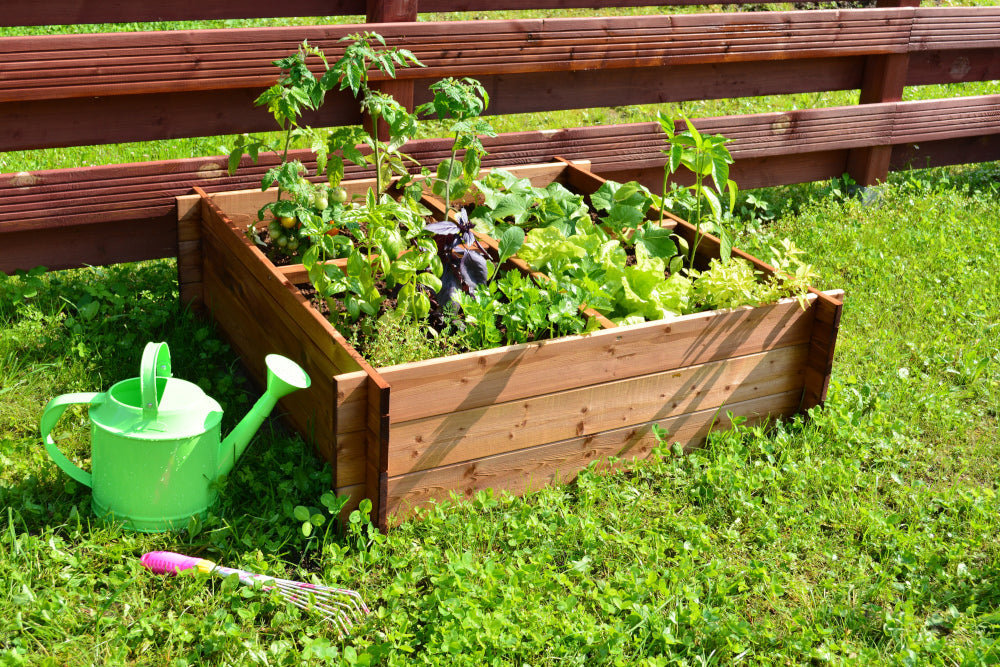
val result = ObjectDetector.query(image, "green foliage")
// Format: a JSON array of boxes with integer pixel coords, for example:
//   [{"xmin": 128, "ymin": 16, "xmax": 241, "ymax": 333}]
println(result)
[
  {"xmin": 347, "ymin": 312, "xmax": 463, "ymax": 368},
  {"xmin": 3, "ymin": 161, "xmax": 1000, "ymax": 664},
  {"xmin": 453, "ymin": 271, "xmax": 596, "ymax": 349},
  {"xmin": 656, "ymin": 108, "xmax": 738, "ymax": 267},
  {"xmin": 416, "ymin": 77, "xmax": 497, "ymax": 213},
  {"xmin": 469, "ymin": 169, "xmax": 591, "ymax": 236}
]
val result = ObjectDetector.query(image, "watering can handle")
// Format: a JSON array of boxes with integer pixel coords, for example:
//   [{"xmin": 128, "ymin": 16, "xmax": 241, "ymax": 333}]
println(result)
[
  {"xmin": 40, "ymin": 392, "xmax": 103, "ymax": 488},
  {"xmin": 140, "ymin": 342, "xmax": 172, "ymax": 422}
]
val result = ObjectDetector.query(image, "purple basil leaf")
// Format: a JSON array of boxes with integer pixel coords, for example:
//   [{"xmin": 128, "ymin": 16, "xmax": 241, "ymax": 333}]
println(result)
[
  {"xmin": 460, "ymin": 251, "xmax": 489, "ymax": 289},
  {"xmin": 426, "ymin": 221, "xmax": 459, "ymax": 235},
  {"xmin": 437, "ymin": 269, "xmax": 460, "ymax": 305}
]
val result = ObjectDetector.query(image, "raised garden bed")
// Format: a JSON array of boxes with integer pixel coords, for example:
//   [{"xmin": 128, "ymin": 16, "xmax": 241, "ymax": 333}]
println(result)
[{"xmin": 177, "ymin": 160, "xmax": 842, "ymax": 529}]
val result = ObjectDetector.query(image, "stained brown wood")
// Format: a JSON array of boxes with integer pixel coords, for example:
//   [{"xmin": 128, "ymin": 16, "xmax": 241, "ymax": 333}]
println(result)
[
  {"xmin": 379, "ymin": 296, "xmax": 816, "ymax": 425},
  {"xmin": 387, "ymin": 345, "xmax": 809, "ymax": 476},
  {"xmin": 801, "ymin": 292, "xmax": 844, "ymax": 410},
  {"xmin": 3, "ymin": 0, "xmax": 813, "ymax": 29},
  {"xmin": 0, "ymin": 10, "xmax": 919, "ymax": 105},
  {"xmin": 384, "ymin": 389, "xmax": 802, "ymax": 521},
  {"xmin": 5, "ymin": 94, "xmax": 1000, "ymax": 274},
  {"xmin": 2, "ymin": 1, "xmax": 366, "ymax": 27},
  {"xmin": 366, "ymin": 373, "xmax": 392, "ymax": 526}
]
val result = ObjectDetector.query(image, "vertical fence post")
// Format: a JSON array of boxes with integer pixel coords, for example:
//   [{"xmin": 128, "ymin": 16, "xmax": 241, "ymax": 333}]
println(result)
[
  {"xmin": 366, "ymin": 0, "xmax": 418, "ymax": 140},
  {"xmin": 845, "ymin": 0, "xmax": 921, "ymax": 186}
]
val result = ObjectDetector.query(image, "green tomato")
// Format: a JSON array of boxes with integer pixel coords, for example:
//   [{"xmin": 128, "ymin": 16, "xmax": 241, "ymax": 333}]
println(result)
[
  {"xmin": 286, "ymin": 237, "xmax": 300, "ymax": 252},
  {"xmin": 274, "ymin": 234, "xmax": 289, "ymax": 248},
  {"xmin": 330, "ymin": 186, "xmax": 349, "ymax": 203},
  {"xmin": 313, "ymin": 194, "xmax": 329, "ymax": 210}
]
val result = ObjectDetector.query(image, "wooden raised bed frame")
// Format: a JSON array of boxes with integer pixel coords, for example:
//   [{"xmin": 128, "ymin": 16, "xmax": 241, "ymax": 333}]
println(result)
[{"xmin": 177, "ymin": 161, "xmax": 842, "ymax": 529}]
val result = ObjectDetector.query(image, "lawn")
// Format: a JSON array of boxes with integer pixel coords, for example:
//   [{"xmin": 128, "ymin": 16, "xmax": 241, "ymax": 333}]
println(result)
[
  {"xmin": 2, "ymin": 3, "xmax": 1000, "ymax": 663},
  {"xmin": 1, "ymin": 159, "xmax": 998, "ymax": 665}
]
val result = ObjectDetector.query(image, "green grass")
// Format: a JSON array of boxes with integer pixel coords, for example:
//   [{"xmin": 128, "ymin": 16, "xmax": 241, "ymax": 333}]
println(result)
[{"xmin": 2, "ymin": 161, "xmax": 999, "ymax": 665}]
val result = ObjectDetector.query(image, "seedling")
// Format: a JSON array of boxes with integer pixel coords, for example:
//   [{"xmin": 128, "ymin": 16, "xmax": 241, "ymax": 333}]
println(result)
[{"xmin": 656, "ymin": 109, "xmax": 738, "ymax": 270}]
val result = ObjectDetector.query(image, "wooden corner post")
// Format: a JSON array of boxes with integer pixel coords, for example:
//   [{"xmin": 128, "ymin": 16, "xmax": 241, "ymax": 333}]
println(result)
[
  {"xmin": 366, "ymin": 0, "xmax": 418, "ymax": 141},
  {"xmin": 845, "ymin": 0, "xmax": 921, "ymax": 186}
]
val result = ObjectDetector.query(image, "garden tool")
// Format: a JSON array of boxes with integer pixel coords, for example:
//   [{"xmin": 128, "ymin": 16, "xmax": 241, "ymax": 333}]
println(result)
[
  {"xmin": 40, "ymin": 341, "xmax": 311, "ymax": 532},
  {"xmin": 141, "ymin": 551, "xmax": 369, "ymax": 635}
]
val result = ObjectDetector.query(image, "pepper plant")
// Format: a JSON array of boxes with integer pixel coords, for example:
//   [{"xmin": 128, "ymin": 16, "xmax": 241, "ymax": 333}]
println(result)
[{"xmin": 656, "ymin": 109, "xmax": 738, "ymax": 270}]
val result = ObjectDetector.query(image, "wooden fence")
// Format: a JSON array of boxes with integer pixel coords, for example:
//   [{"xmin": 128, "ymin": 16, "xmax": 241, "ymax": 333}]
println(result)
[{"xmin": 1, "ymin": 0, "xmax": 998, "ymax": 274}]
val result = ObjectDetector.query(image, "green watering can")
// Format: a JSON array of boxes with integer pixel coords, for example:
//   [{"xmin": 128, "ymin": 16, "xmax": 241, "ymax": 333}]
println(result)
[{"xmin": 40, "ymin": 342, "xmax": 311, "ymax": 532}]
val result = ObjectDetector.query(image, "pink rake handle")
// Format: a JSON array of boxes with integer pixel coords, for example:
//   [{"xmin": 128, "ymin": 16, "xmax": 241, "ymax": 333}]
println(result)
[
  {"xmin": 141, "ymin": 550, "xmax": 260, "ymax": 584},
  {"xmin": 140, "ymin": 550, "xmax": 369, "ymax": 635},
  {"xmin": 141, "ymin": 551, "xmax": 211, "ymax": 574}
]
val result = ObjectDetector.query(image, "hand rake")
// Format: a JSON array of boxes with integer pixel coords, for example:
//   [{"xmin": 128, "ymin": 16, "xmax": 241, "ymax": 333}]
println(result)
[{"xmin": 141, "ymin": 551, "xmax": 369, "ymax": 635}]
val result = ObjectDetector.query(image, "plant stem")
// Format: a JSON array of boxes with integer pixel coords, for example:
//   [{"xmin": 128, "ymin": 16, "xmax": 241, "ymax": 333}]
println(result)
[
  {"xmin": 660, "ymin": 169, "xmax": 668, "ymax": 229},
  {"xmin": 276, "ymin": 120, "xmax": 294, "ymax": 204},
  {"xmin": 445, "ymin": 132, "xmax": 459, "ymax": 215},
  {"xmin": 689, "ymin": 175, "xmax": 705, "ymax": 270},
  {"xmin": 371, "ymin": 112, "xmax": 384, "ymax": 196}
]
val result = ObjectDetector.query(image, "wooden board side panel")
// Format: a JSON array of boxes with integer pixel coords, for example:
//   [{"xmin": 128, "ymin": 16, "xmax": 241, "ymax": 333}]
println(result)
[
  {"xmin": 801, "ymin": 292, "xmax": 844, "ymax": 410},
  {"xmin": 200, "ymin": 192, "xmax": 367, "ymax": 377},
  {"xmin": 386, "ymin": 344, "xmax": 808, "ymax": 476},
  {"xmin": 380, "ymin": 295, "xmax": 816, "ymax": 423},
  {"xmin": 385, "ymin": 389, "xmax": 801, "ymax": 523},
  {"xmin": 201, "ymin": 231, "xmax": 334, "ymax": 455}
]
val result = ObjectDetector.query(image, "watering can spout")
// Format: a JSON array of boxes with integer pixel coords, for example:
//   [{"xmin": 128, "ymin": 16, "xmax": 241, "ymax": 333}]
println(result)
[{"xmin": 218, "ymin": 354, "xmax": 311, "ymax": 477}]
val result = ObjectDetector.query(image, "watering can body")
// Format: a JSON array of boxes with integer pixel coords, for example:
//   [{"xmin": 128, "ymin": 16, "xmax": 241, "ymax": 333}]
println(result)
[{"xmin": 40, "ymin": 342, "xmax": 310, "ymax": 532}]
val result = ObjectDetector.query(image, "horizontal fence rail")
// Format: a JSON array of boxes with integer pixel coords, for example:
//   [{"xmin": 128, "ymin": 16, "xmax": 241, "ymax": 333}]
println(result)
[
  {"xmin": 1, "ymin": 3, "xmax": 999, "ymax": 274},
  {"xmin": 1, "ymin": 1, "xmax": 804, "ymax": 28},
  {"xmin": 4, "ymin": 8, "xmax": 1000, "ymax": 152}
]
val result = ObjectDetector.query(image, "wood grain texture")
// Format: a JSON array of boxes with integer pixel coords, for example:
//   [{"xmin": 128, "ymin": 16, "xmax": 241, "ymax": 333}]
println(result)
[
  {"xmin": 378, "ymin": 295, "xmax": 817, "ymax": 423},
  {"xmin": 2, "ymin": 1, "xmax": 365, "ymax": 27},
  {"xmin": 3, "ymin": 0, "xmax": 847, "ymax": 28},
  {"xmin": 5, "ymin": 94, "xmax": 999, "ymax": 274},
  {"xmin": 384, "ymin": 389, "xmax": 802, "ymax": 522},
  {"xmin": 386, "ymin": 345, "xmax": 809, "ymax": 476},
  {"xmin": 0, "ymin": 9, "xmax": 919, "ymax": 106}
]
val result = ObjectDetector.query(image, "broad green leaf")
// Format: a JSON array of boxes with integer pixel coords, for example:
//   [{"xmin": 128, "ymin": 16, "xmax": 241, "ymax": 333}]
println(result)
[
  {"xmin": 633, "ymin": 224, "xmax": 678, "ymax": 260},
  {"xmin": 416, "ymin": 272, "xmax": 443, "ymax": 292},
  {"xmin": 498, "ymin": 226, "xmax": 525, "ymax": 263}
]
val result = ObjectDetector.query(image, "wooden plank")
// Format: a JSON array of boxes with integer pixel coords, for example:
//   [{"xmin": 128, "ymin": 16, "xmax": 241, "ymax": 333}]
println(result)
[
  {"xmin": 907, "ymin": 49, "xmax": 1000, "ymax": 87},
  {"xmin": 200, "ymin": 234, "xmax": 335, "ymax": 448},
  {"xmin": 846, "ymin": 34, "xmax": 912, "ymax": 185},
  {"xmin": 890, "ymin": 135, "xmax": 1000, "ymax": 172},
  {"xmin": 199, "ymin": 189, "xmax": 369, "ymax": 377},
  {"xmin": 5, "ymin": 97, "xmax": 1000, "ymax": 273},
  {"xmin": 335, "ymin": 430, "xmax": 367, "ymax": 488},
  {"xmin": 0, "ymin": 59, "xmax": 869, "ymax": 151},
  {"xmin": 5, "ymin": 0, "xmax": 855, "ymax": 29},
  {"xmin": 0, "ymin": 89, "xmax": 360, "ymax": 152},
  {"xmin": 378, "ymin": 294, "xmax": 816, "ymax": 423},
  {"xmin": 0, "ymin": 10, "xmax": 917, "ymax": 104},
  {"xmin": 336, "ymin": 370, "xmax": 370, "ymax": 433},
  {"xmin": 1, "ymin": 1, "xmax": 366, "ymax": 26},
  {"xmin": 484, "ymin": 57, "xmax": 865, "ymax": 116},
  {"xmin": 386, "ymin": 344, "xmax": 808, "ymax": 476},
  {"xmin": 176, "ymin": 193, "xmax": 204, "ymax": 309},
  {"xmin": 384, "ymin": 389, "xmax": 802, "ymax": 522},
  {"xmin": 801, "ymin": 292, "xmax": 844, "ymax": 411},
  {"xmin": 366, "ymin": 373, "xmax": 392, "ymax": 528},
  {"xmin": 0, "ymin": 212, "xmax": 178, "ymax": 274}
]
